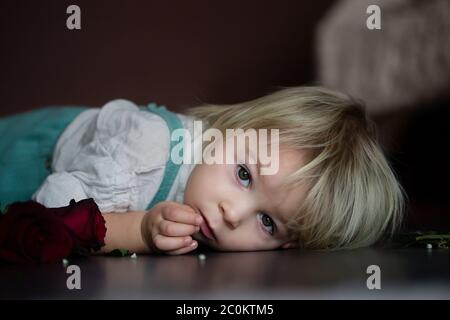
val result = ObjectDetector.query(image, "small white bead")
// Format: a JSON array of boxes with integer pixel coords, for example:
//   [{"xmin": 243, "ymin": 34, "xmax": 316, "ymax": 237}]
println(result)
[
  {"xmin": 198, "ymin": 254, "xmax": 206, "ymax": 261},
  {"xmin": 130, "ymin": 253, "xmax": 138, "ymax": 259},
  {"xmin": 426, "ymin": 243, "xmax": 432, "ymax": 249}
]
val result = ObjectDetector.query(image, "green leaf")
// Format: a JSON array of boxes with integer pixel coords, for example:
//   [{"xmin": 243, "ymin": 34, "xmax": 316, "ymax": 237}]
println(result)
[
  {"xmin": 393, "ymin": 231, "xmax": 450, "ymax": 249},
  {"xmin": 415, "ymin": 235, "xmax": 450, "ymax": 241},
  {"xmin": 105, "ymin": 248, "xmax": 132, "ymax": 257}
]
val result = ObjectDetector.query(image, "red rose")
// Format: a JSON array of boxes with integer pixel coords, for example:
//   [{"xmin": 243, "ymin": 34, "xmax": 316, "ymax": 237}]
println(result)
[
  {"xmin": 0, "ymin": 202, "xmax": 73, "ymax": 263},
  {"xmin": 47, "ymin": 199, "xmax": 107, "ymax": 254},
  {"xmin": 0, "ymin": 199, "xmax": 106, "ymax": 264}
]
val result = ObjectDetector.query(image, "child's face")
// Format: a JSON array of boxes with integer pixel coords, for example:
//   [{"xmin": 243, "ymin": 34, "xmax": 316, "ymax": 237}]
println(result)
[{"xmin": 184, "ymin": 146, "xmax": 308, "ymax": 251}]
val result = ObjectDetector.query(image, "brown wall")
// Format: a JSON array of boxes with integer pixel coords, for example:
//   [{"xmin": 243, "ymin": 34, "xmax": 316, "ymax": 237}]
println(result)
[{"xmin": 0, "ymin": 0, "xmax": 335, "ymax": 116}]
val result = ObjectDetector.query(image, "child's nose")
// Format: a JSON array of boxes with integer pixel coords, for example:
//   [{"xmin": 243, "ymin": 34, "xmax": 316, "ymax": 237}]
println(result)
[{"xmin": 219, "ymin": 200, "xmax": 241, "ymax": 229}]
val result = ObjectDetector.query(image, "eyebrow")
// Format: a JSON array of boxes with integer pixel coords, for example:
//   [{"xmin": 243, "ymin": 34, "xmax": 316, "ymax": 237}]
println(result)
[
  {"xmin": 246, "ymin": 145, "xmax": 262, "ymax": 178},
  {"xmin": 255, "ymin": 157, "xmax": 261, "ymax": 176}
]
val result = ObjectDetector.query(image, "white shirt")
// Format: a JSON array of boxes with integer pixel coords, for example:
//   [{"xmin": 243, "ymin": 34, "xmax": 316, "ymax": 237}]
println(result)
[{"xmin": 32, "ymin": 99, "xmax": 198, "ymax": 213}]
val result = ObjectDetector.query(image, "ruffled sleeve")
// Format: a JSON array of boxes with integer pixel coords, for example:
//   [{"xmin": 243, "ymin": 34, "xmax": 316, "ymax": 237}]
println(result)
[{"xmin": 33, "ymin": 99, "xmax": 170, "ymax": 213}]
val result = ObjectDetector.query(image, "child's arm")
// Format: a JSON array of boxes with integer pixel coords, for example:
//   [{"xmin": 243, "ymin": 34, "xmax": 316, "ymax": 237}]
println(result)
[
  {"xmin": 98, "ymin": 201, "xmax": 203, "ymax": 255},
  {"xmin": 99, "ymin": 211, "xmax": 148, "ymax": 254}
]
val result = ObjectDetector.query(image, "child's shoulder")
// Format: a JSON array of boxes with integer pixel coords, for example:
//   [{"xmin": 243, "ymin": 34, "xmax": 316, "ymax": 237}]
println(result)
[
  {"xmin": 96, "ymin": 99, "xmax": 170, "ymax": 137},
  {"xmin": 54, "ymin": 99, "xmax": 175, "ymax": 172}
]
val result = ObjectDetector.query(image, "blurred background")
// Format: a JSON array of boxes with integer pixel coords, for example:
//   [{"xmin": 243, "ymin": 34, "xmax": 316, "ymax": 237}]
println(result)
[{"xmin": 1, "ymin": 0, "xmax": 449, "ymax": 231}]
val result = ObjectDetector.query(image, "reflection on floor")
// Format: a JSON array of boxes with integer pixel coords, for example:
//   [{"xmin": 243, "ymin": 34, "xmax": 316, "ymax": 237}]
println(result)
[{"xmin": 1, "ymin": 247, "xmax": 449, "ymax": 299}]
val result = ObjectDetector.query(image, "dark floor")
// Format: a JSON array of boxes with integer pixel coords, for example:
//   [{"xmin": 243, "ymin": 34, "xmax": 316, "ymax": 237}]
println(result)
[{"xmin": 1, "ymin": 247, "xmax": 449, "ymax": 299}]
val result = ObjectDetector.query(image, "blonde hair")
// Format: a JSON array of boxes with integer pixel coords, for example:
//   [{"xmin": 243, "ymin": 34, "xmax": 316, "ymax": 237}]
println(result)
[{"xmin": 185, "ymin": 86, "xmax": 405, "ymax": 250}]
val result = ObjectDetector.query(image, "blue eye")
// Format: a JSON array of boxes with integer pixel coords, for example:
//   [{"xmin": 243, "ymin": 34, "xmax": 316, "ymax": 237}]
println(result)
[
  {"xmin": 236, "ymin": 165, "xmax": 251, "ymax": 187},
  {"xmin": 257, "ymin": 213, "xmax": 275, "ymax": 236}
]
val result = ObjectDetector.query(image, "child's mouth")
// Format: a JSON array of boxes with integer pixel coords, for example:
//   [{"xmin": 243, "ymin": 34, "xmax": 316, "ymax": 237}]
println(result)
[
  {"xmin": 199, "ymin": 220, "xmax": 215, "ymax": 241},
  {"xmin": 196, "ymin": 209, "xmax": 216, "ymax": 242}
]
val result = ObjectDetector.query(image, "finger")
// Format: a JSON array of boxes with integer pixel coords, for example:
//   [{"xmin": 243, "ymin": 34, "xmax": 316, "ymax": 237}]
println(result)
[
  {"xmin": 166, "ymin": 241, "xmax": 198, "ymax": 255},
  {"xmin": 159, "ymin": 220, "xmax": 200, "ymax": 237},
  {"xmin": 162, "ymin": 206, "xmax": 203, "ymax": 226},
  {"xmin": 152, "ymin": 234, "xmax": 193, "ymax": 251}
]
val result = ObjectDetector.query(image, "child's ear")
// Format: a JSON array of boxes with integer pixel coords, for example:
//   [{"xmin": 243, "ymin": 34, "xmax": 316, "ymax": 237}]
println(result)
[{"xmin": 281, "ymin": 241, "xmax": 297, "ymax": 249}]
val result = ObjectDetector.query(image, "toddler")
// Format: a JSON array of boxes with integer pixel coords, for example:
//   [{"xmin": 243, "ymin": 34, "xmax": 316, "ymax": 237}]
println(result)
[{"xmin": 0, "ymin": 86, "xmax": 405, "ymax": 255}]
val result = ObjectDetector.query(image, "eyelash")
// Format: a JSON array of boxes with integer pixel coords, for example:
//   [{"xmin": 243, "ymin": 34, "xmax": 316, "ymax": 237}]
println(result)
[{"xmin": 235, "ymin": 165, "xmax": 276, "ymax": 236}]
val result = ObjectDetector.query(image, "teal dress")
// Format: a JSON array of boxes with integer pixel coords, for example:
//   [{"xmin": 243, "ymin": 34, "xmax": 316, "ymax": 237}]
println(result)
[{"xmin": 0, "ymin": 103, "xmax": 184, "ymax": 212}]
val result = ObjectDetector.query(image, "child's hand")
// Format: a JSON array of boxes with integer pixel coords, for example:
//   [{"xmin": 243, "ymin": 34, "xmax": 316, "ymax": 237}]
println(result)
[{"xmin": 141, "ymin": 201, "xmax": 203, "ymax": 255}]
